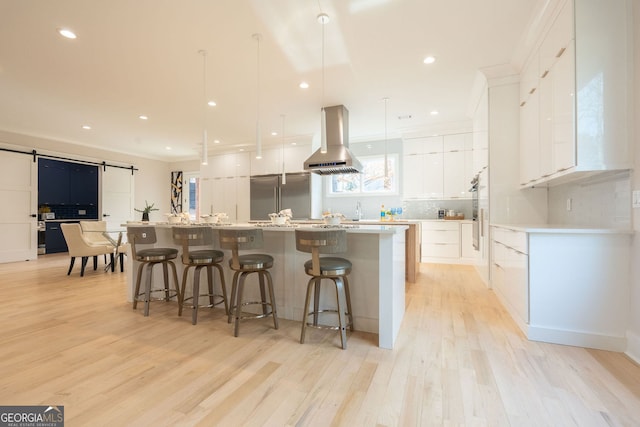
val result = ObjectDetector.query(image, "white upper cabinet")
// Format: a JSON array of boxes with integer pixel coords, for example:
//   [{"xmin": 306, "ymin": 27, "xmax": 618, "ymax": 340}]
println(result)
[
  {"xmin": 403, "ymin": 133, "xmax": 472, "ymax": 199},
  {"xmin": 404, "ymin": 136, "xmax": 443, "ymax": 155},
  {"xmin": 250, "ymin": 148, "xmax": 281, "ymax": 176},
  {"xmin": 519, "ymin": 0, "xmax": 632, "ymax": 187},
  {"xmin": 250, "ymin": 145, "xmax": 311, "ymax": 175},
  {"xmin": 284, "ymin": 145, "xmax": 311, "ymax": 173},
  {"xmin": 203, "ymin": 152, "xmax": 251, "ymax": 178}
]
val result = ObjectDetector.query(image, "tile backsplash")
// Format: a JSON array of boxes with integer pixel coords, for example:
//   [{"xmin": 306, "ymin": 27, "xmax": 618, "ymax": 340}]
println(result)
[{"xmin": 548, "ymin": 171, "xmax": 631, "ymax": 229}]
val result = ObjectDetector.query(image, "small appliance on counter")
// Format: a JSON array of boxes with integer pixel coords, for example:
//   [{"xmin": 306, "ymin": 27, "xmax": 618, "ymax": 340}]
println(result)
[{"xmin": 41, "ymin": 212, "xmax": 55, "ymax": 220}]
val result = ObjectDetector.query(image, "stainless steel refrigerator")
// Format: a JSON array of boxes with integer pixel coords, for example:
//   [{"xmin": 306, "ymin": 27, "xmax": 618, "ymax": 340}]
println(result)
[{"xmin": 250, "ymin": 173, "xmax": 312, "ymax": 220}]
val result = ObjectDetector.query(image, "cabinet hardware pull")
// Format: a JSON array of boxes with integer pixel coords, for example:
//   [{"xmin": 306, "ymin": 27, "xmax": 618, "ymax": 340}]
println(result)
[
  {"xmin": 556, "ymin": 47, "xmax": 566, "ymax": 58},
  {"xmin": 541, "ymin": 70, "xmax": 549, "ymax": 78},
  {"xmin": 529, "ymin": 87, "xmax": 536, "ymax": 94},
  {"xmin": 520, "ymin": 101, "xmax": 526, "ymax": 107}
]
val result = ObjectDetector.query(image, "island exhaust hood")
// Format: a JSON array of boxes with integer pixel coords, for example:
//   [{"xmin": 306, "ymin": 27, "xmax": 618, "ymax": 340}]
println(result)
[{"xmin": 304, "ymin": 105, "xmax": 362, "ymax": 175}]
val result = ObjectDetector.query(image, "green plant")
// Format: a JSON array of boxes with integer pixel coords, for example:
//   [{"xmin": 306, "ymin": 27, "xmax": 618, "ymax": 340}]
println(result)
[{"xmin": 134, "ymin": 200, "xmax": 159, "ymax": 214}]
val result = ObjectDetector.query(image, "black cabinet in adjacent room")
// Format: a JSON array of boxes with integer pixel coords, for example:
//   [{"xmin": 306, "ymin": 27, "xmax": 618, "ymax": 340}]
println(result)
[
  {"xmin": 38, "ymin": 158, "xmax": 99, "ymax": 215},
  {"xmin": 45, "ymin": 221, "xmax": 72, "ymax": 254},
  {"xmin": 38, "ymin": 158, "xmax": 70, "ymax": 205},
  {"xmin": 69, "ymin": 163, "xmax": 99, "ymax": 205}
]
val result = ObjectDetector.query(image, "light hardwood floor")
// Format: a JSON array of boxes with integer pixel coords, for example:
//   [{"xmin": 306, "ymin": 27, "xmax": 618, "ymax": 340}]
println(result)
[{"xmin": 1, "ymin": 254, "xmax": 639, "ymax": 426}]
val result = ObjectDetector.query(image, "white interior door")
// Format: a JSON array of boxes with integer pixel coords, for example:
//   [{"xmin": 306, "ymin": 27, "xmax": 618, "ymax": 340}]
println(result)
[
  {"xmin": 101, "ymin": 166, "xmax": 134, "ymax": 232},
  {"xmin": 0, "ymin": 151, "xmax": 37, "ymax": 262}
]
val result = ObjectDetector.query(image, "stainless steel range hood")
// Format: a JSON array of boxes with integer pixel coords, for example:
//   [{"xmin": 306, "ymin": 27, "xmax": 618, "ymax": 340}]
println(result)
[{"xmin": 304, "ymin": 105, "xmax": 362, "ymax": 175}]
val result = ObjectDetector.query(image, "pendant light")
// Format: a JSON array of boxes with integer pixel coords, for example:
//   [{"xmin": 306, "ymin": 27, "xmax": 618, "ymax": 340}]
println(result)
[
  {"xmin": 253, "ymin": 33, "xmax": 262, "ymax": 159},
  {"xmin": 199, "ymin": 50, "xmax": 208, "ymax": 166},
  {"xmin": 281, "ymin": 114, "xmax": 286, "ymax": 184},
  {"xmin": 318, "ymin": 13, "xmax": 329, "ymax": 154}
]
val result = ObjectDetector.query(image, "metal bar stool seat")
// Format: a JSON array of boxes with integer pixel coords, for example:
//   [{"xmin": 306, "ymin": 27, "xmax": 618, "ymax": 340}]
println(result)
[
  {"xmin": 128, "ymin": 226, "xmax": 181, "ymax": 317},
  {"xmin": 172, "ymin": 227, "xmax": 228, "ymax": 325},
  {"xmin": 219, "ymin": 228, "xmax": 278, "ymax": 337},
  {"xmin": 296, "ymin": 229, "xmax": 354, "ymax": 349}
]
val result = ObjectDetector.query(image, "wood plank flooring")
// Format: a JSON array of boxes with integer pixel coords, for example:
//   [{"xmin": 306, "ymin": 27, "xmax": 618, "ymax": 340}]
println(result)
[{"xmin": 1, "ymin": 254, "xmax": 639, "ymax": 426}]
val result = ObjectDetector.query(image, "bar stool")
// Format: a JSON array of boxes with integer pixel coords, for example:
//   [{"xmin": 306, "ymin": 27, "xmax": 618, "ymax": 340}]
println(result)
[
  {"xmin": 128, "ymin": 226, "xmax": 181, "ymax": 317},
  {"xmin": 218, "ymin": 228, "xmax": 278, "ymax": 337},
  {"xmin": 295, "ymin": 229, "xmax": 354, "ymax": 349},
  {"xmin": 172, "ymin": 226, "xmax": 228, "ymax": 325}
]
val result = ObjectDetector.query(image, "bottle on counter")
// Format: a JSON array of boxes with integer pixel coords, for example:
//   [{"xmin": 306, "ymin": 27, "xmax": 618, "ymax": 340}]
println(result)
[{"xmin": 380, "ymin": 204, "xmax": 386, "ymax": 221}]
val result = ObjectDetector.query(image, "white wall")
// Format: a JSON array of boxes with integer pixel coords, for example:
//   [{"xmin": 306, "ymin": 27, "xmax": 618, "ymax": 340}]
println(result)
[
  {"xmin": 0, "ymin": 129, "xmax": 171, "ymax": 222},
  {"xmin": 628, "ymin": 0, "xmax": 640, "ymax": 364}
]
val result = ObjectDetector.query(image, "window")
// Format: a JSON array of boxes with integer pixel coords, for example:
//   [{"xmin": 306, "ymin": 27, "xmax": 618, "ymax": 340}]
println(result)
[
  {"xmin": 329, "ymin": 154, "xmax": 398, "ymax": 195},
  {"xmin": 182, "ymin": 172, "xmax": 201, "ymax": 220}
]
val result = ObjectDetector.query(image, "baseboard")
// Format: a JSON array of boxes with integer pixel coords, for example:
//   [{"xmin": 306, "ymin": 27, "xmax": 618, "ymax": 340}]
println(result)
[
  {"xmin": 528, "ymin": 326, "xmax": 627, "ymax": 352},
  {"xmin": 625, "ymin": 330, "xmax": 640, "ymax": 364}
]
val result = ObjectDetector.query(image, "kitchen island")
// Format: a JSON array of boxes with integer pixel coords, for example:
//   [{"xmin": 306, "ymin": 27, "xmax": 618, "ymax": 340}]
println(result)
[{"xmin": 123, "ymin": 223, "xmax": 407, "ymax": 349}]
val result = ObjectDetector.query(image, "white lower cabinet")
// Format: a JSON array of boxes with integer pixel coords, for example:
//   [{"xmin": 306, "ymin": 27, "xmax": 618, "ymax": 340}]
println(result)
[
  {"xmin": 491, "ymin": 228, "xmax": 529, "ymax": 326},
  {"xmin": 490, "ymin": 225, "xmax": 630, "ymax": 351},
  {"xmin": 421, "ymin": 221, "xmax": 478, "ymax": 264},
  {"xmin": 421, "ymin": 221, "xmax": 459, "ymax": 260}
]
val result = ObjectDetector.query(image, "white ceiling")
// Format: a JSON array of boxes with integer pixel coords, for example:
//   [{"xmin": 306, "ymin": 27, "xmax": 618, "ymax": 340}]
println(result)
[{"xmin": 0, "ymin": 0, "xmax": 542, "ymax": 162}]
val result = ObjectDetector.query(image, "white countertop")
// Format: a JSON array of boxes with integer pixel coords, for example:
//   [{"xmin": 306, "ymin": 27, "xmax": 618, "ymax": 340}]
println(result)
[
  {"xmin": 124, "ymin": 222, "xmax": 407, "ymax": 235},
  {"xmin": 491, "ymin": 223, "xmax": 633, "ymax": 235}
]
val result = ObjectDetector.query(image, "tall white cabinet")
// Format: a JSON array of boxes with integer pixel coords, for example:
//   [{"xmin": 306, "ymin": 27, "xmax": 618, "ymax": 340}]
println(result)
[
  {"xmin": 200, "ymin": 152, "xmax": 251, "ymax": 222},
  {"xmin": 519, "ymin": 0, "xmax": 632, "ymax": 188}
]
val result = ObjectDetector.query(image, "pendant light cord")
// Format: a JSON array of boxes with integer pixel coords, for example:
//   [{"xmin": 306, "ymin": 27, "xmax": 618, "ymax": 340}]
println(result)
[
  {"xmin": 384, "ymin": 97, "xmax": 389, "ymax": 187},
  {"xmin": 200, "ymin": 50, "xmax": 208, "ymax": 165},
  {"xmin": 253, "ymin": 34, "xmax": 262, "ymax": 159}
]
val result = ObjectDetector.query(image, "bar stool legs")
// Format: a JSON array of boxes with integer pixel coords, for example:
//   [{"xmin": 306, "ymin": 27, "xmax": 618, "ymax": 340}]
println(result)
[
  {"xmin": 300, "ymin": 275, "xmax": 353, "ymax": 349},
  {"xmin": 133, "ymin": 261, "xmax": 180, "ymax": 317},
  {"xmin": 179, "ymin": 263, "xmax": 228, "ymax": 325},
  {"xmin": 228, "ymin": 270, "xmax": 278, "ymax": 337}
]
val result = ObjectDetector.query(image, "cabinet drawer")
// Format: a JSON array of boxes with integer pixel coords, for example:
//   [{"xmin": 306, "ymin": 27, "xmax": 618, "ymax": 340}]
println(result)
[
  {"xmin": 423, "ymin": 243, "xmax": 460, "ymax": 258},
  {"xmin": 422, "ymin": 221, "xmax": 459, "ymax": 231},
  {"xmin": 423, "ymin": 229, "xmax": 459, "ymax": 244},
  {"xmin": 492, "ymin": 227, "xmax": 527, "ymax": 254}
]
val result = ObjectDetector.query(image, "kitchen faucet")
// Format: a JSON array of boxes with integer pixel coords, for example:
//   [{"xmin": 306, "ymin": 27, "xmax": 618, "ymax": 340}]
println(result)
[{"xmin": 355, "ymin": 201, "xmax": 363, "ymax": 220}]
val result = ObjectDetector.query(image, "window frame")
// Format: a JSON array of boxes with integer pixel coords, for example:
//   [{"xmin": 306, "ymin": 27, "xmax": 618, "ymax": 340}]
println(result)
[{"xmin": 326, "ymin": 153, "xmax": 399, "ymax": 197}]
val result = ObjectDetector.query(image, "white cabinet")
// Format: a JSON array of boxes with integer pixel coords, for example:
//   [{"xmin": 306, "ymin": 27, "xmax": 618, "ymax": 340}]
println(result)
[
  {"xmin": 422, "ymin": 152, "xmax": 444, "ymax": 199},
  {"xmin": 443, "ymin": 150, "xmax": 465, "ymax": 199},
  {"xmin": 403, "ymin": 134, "xmax": 473, "ymax": 200},
  {"xmin": 519, "ymin": 0, "xmax": 631, "ymax": 188},
  {"xmin": 200, "ymin": 152, "xmax": 250, "ymax": 222},
  {"xmin": 491, "ymin": 227, "xmax": 529, "ymax": 327},
  {"xmin": 491, "ymin": 225, "xmax": 630, "ymax": 351},
  {"xmin": 421, "ymin": 221, "xmax": 460, "ymax": 260},
  {"xmin": 250, "ymin": 148, "xmax": 280, "ymax": 176},
  {"xmin": 460, "ymin": 222, "xmax": 477, "ymax": 260},
  {"xmin": 250, "ymin": 145, "xmax": 311, "ymax": 175}
]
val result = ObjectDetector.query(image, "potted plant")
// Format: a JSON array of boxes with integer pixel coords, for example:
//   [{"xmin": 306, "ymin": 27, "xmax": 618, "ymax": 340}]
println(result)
[{"xmin": 135, "ymin": 200, "xmax": 159, "ymax": 222}]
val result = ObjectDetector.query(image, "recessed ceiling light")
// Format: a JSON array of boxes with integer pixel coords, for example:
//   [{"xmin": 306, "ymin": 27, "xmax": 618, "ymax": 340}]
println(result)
[
  {"xmin": 165, "ymin": 146, "xmax": 172, "ymax": 150},
  {"xmin": 430, "ymin": 110, "xmax": 439, "ymax": 115},
  {"xmin": 57, "ymin": 28, "xmax": 77, "ymax": 39},
  {"xmin": 291, "ymin": 142, "xmax": 297, "ymax": 146},
  {"xmin": 423, "ymin": 56, "xmax": 436, "ymax": 64},
  {"xmin": 207, "ymin": 100, "xmax": 216, "ymax": 107},
  {"xmin": 138, "ymin": 115, "xmax": 148, "ymax": 120},
  {"xmin": 271, "ymin": 132, "xmax": 278, "ymax": 136},
  {"xmin": 239, "ymin": 148, "xmax": 245, "ymax": 152},
  {"xmin": 299, "ymin": 82, "xmax": 309, "ymax": 89},
  {"xmin": 81, "ymin": 125, "xmax": 91, "ymax": 130},
  {"xmin": 213, "ymin": 139, "xmax": 220, "ymax": 144}
]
